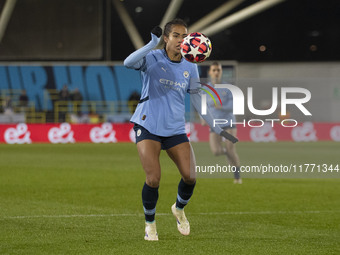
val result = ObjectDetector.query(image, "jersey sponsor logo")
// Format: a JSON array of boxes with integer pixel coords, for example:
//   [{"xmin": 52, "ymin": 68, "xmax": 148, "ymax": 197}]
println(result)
[
  {"xmin": 90, "ymin": 123, "xmax": 117, "ymax": 143},
  {"xmin": 48, "ymin": 123, "xmax": 75, "ymax": 144},
  {"xmin": 159, "ymin": 78, "xmax": 186, "ymax": 88},
  {"xmin": 4, "ymin": 123, "xmax": 32, "ymax": 144}
]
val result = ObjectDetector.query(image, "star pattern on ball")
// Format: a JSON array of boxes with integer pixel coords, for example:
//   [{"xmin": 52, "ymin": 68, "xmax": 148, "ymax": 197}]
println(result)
[{"xmin": 180, "ymin": 32, "xmax": 212, "ymax": 63}]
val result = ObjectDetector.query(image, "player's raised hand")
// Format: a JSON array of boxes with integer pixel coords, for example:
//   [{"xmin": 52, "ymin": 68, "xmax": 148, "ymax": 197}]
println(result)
[{"xmin": 151, "ymin": 26, "xmax": 162, "ymax": 38}]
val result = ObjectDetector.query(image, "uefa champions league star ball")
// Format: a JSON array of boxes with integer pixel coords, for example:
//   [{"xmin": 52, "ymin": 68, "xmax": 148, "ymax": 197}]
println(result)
[{"xmin": 180, "ymin": 32, "xmax": 212, "ymax": 63}]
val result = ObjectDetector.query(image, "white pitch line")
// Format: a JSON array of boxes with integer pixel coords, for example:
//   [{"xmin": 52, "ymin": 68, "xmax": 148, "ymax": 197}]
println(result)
[
  {"xmin": 195, "ymin": 210, "xmax": 339, "ymax": 215},
  {"xmin": 2, "ymin": 213, "xmax": 144, "ymax": 219},
  {"xmin": 1, "ymin": 210, "xmax": 339, "ymax": 220}
]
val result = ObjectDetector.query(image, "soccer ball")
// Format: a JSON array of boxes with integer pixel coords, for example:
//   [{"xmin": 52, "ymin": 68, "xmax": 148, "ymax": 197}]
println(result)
[{"xmin": 180, "ymin": 32, "xmax": 212, "ymax": 63}]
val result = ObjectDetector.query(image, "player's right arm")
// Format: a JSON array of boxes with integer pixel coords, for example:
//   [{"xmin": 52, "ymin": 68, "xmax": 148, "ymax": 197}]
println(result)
[{"xmin": 124, "ymin": 27, "xmax": 162, "ymax": 70}]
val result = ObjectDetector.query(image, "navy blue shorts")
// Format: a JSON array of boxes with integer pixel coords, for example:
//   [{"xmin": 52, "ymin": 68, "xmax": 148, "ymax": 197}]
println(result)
[{"xmin": 133, "ymin": 124, "xmax": 189, "ymax": 150}]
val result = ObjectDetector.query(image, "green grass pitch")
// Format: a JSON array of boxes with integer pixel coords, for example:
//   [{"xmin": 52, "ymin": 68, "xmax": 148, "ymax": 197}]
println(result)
[{"xmin": 0, "ymin": 142, "xmax": 339, "ymax": 254}]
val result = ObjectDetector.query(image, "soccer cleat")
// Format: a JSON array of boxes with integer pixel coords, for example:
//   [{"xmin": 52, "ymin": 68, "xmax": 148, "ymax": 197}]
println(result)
[
  {"xmin": 144, "ymin": 221, "xmax": 158, "ymax": 241},
  {"xmin": 233, "ymin": 178, "xmax": 243, "ymax": 184},
  {"xmin": 171, "ymin": 203, "xmax": 190, "ymax": 235}
]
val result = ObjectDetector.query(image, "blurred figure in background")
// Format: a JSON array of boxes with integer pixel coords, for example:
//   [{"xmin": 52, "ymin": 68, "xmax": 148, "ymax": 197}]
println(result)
[
  {"xmin": 59, "ymin": 84, "xmax": 70, "ymax": 101},
  {"xmin": 19, "ymin": 90, "xmax": 29, "ymax": 112},
  {"xmin": 202, "ymin": 62, "xmax": 242, "ymax": 184},
  {"xmin": 58, "ymin": 85, "xmax": 70, "ymax": 122},
  {"xmin": 3, "ymin": 96, "xmax": 14, "ymax": 115},
  {"xmin": 71, "ymin": 88, "xmax": 83, "ymax": 115}
]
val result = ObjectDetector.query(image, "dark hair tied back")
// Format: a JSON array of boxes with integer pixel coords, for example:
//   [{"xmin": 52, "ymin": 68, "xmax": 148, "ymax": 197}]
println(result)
[{"xmin": 163, "ymin": 18, "xmax": 187, "ymax": 38}]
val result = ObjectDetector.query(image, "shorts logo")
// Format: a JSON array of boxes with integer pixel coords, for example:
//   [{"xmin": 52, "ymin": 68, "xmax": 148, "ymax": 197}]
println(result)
[
  {"xmin": 183, "ymin": 71, "xmax": 189, "ymax": 78},
  {"xmin": 137, "ymin": 129, "xmax": 142, "ymax": 137}
]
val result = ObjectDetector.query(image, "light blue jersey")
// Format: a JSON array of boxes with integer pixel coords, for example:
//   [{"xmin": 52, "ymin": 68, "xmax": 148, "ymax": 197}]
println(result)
[
  {"xmin": 124, "ymin": 34, "xmax": 233, "ymax": 141},
  {"xmin": 129, "ymin": 49, "xmax": 199, "ymax": 136},
  {"xmin": 206, "ymin": 82, "xmax": 236, "ymax": 129}
]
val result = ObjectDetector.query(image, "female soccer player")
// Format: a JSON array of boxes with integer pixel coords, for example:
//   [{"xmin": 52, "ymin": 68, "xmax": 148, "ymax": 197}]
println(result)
[
  {"xmin": 202, "ymin": 62, "xmax": 242, "ymax": 183},
  {"xmin": 124, "ymin": 19, "xmax": 236, "ymax": 241}
]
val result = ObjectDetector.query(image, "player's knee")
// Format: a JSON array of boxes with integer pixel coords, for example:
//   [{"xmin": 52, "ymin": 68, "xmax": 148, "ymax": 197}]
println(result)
[{"xmin": 146, "ymin": 176, "xmax": 161, "ymax": 188}]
